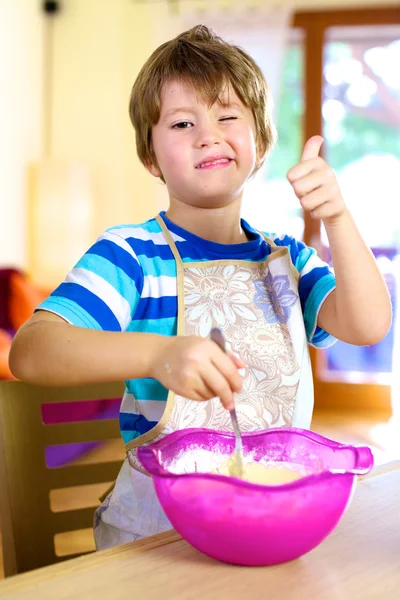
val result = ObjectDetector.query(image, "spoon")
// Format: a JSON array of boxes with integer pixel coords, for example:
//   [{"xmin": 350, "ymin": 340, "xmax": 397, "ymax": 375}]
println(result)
[{"xmin": 210, "ymin": 328, "xmax": 245, "ymax": 479}]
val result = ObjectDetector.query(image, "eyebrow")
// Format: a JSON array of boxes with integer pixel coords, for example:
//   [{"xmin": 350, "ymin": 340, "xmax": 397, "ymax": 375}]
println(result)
[
  {"xmin": 162, "ymin": 107, "xmax": 197, "ymax": 119},
  {"xmin": 162, "ymin": 102, "xmax": 244, "ymax": 120},
  {"xmin": 218, "ymin": 101, "xmax": 244, "ymax": 111}
]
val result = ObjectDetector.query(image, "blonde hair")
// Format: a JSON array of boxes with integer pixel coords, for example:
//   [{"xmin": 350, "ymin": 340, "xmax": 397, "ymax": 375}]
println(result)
[{"xmin": 129, "ymin": 24, "xmax": 276, "ymax": 178}]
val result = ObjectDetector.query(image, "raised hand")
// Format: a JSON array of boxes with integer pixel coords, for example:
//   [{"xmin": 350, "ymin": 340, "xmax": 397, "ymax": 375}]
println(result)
[{"xmin": 286, "ymin": 135, "xmax": 347, "ymax": 226}]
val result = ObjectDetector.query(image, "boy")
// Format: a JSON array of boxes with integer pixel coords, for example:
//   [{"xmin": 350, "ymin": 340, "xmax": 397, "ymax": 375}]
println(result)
[{"xmin": 10, "ymin": 25, "xmax": 391, "ymax": 549}]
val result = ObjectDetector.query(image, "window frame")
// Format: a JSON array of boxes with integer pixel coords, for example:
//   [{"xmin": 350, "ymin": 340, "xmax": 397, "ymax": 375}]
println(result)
[{"xmin": 292, "ymin": 7, "xmax": 400, "ymax": 415}]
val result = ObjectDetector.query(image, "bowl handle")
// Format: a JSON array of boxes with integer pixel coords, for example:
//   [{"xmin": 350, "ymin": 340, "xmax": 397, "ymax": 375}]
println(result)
[{"xmin": 353, "ymin": 445, "xmax": 374, "ymax": 475}]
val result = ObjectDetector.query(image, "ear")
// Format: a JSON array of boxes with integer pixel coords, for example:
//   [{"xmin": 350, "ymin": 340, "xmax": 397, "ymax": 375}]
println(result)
[
  {"xmin": 144, "ymin": 159, "xmax": 162, "ymax": 178},
  {"xmin": 255, "ymin": 150, "xmax": 263, "ymax": 170},
  {"xmin": 255, "ymin": 136, "xmax": 269, "ymax": 169}
]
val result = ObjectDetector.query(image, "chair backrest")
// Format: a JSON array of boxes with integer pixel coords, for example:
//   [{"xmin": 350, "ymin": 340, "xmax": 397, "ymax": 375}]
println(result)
[{"xmin": 0, "ymin": 380, "xmax": 125, "ymax": 576}]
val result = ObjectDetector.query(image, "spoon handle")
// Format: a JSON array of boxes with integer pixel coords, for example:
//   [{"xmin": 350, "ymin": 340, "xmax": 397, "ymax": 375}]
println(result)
[
  {"xmin": 210, "ymin": 327, "xmax": 226, "ymax": 354},
  {"xmin": 210, "ymin": 328, "xmax": 244, "ymax": 464},
  {"xmin": 229, "ymin": 406, "xmax": 244, "ymax": 455}
]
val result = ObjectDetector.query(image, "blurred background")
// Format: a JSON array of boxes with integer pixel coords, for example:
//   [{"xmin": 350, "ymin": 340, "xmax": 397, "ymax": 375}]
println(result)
[{"xmin": 1, "ymin": 0, "xmax": 400, "ymax": 415}]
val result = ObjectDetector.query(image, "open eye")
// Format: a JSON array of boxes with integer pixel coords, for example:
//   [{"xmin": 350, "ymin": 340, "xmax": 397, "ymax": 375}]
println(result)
[{"xmin": 172, "ymin": 121, "xmax": 193, "ymax": 129}]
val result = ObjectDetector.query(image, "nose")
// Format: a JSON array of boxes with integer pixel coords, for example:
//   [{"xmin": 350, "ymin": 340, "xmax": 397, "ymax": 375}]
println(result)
[{"xmin": 195, "ymin": 121, "xmax": 220, "ymax": 148}]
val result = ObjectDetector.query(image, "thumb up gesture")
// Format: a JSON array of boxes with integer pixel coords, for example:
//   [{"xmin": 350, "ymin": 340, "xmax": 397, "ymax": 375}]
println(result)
[{"xmin": 286, "ymin": 136, "xmax": 347, "ymax": 226}]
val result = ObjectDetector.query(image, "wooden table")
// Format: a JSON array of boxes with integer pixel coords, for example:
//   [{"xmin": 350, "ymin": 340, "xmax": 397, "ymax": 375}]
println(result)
[{"xmin": 0, "ymin": 462, "xmax": 399, "ymax": 600}]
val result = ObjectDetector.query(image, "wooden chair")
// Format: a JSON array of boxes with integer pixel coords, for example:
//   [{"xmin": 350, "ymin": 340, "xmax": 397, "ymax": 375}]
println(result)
[{"xmin": 0, "ymin": 380, "xmax": 125, "ymax": 576}]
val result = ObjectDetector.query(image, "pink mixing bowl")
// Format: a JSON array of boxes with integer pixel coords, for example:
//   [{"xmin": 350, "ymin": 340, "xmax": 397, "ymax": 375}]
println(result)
[{"xmin": 137, "ymin": 427, "xmax": 373, "ymax": 566}]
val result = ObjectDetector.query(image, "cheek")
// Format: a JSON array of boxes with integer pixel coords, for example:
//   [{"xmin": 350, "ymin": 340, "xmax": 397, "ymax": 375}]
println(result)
[
  {"xmin": 235, "ymin": 128, "xmax": 257, "ymax": 163},
  {"xmin": 163, "ymin": 150, "xmax": 188, "ymax": 181},
  {"xmin": 156, "ymin": 145, "xmax": 194, "ymax": 190},
  {"xmin": 154, "ymin": 136, "xmax": 188, "ymax": 175}
]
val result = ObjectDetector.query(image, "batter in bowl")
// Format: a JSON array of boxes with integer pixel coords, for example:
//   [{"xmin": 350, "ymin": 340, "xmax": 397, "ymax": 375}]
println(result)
[{"xmin": 215, "ymin": 460, "xmax": 304, "ymax": 485}]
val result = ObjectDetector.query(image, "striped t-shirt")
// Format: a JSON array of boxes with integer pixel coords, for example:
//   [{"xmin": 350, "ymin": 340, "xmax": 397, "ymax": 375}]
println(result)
[{"xmin": 37, "ymin": 211, "xmax": 336, "ymax": 444}]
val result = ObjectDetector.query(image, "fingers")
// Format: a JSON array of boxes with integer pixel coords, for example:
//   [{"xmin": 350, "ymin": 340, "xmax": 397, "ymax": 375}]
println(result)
[
  {"xmin": 287, "ymin": 136, "xmax": 324, "ymax": 182},
  {"xmin": 287, "ymin": 155, "xmax": 326, "ymax": 183},
  {"xmin": 212, "ymin": 349, "xmax": 243, "ymax": 394},
  {"xmin": 304, "ymin": 195, "xmax": 338, "ymax": 220},
  {"xmin": 286, "ymin": 136, "xmax": 345, "ymax": 223},
  {"xmin": 300, "ymin": 135, "xmax": 324, "ymax": 162},
  {"xmin": 210, "ymin": 349, "xmax": 243, "ymax": 410},
  {"xmin": 200, "ymin": 363, "xmax": 237, "ymax": 410},
  {"xmin": 192, "ymin": 346, "xmax": 244, "ymax": 410},
  {"xmin": 153, "ymin": 336, "xmax": 244, "ymax": 410},
  {"xmin": 179, "ymin": 356, "xmax": 242, "ymax": 410},
  {"xmin": 227, "ymin": 351, "xmax": 245, "ymax": 370},
  {"xmin": 290, "ymin": 170, "xmax": 328, "ymax": 199},
  {"xmin": 191, "ymin": 377, "xmax": 220, "ymax": 402},
  {"xmin": 175, "ymin": 364, "xmax": 228, "ymax": 404}
]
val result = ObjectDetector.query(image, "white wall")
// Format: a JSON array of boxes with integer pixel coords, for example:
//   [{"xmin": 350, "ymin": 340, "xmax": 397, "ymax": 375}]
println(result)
[
  {"xmin": 0, "ymin": 0, "xmax": 44, "ymax": 268},
  {"xmin": 0, "ymin": 0, "xmax": 160, "ymax": 272},
  {"xmin": 51, "ymin": 0, "xmax": 159, "ymax": 236}
]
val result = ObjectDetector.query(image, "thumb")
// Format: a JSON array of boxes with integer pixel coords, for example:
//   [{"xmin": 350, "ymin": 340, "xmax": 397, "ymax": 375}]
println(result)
[{"xmin": 301, "ymin": 135, "xmax": 324, "ymax": 162}]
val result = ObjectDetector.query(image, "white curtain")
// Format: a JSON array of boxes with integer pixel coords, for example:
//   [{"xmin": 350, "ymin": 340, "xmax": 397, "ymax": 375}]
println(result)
[{"xmin": 150, "ymin": 0, "xmax": 294, "ymax": 214}]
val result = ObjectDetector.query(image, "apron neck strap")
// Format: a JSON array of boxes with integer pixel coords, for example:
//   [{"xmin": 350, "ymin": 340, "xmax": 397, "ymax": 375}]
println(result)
[
  {"xmin": 155, "ymin": 214, "xmax": 183, "ymax": 266},
  {"xmin": 258, "ymin": 232, "xmax": 277, "ymax": 248},
  {"xmin": 156, "ymin": 213, "xmax": 277, "ymax": 258}
]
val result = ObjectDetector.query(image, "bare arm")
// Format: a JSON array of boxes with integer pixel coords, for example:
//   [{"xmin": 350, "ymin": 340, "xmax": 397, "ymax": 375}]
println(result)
[
  {"xmin": 317, "ymin": 211, "xmax": 391, "ymax": 345},
  {"xmin": 9, "ymin": 310, "xmax": 168, "ymax": 386},
  {"xmin": 9, "ymin": 310, "xmax": 244, "ymax": 409}
]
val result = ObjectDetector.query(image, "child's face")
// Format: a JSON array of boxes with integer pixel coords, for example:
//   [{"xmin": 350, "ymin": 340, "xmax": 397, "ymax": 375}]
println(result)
[{"xmin": 148, "ymin": 80, "xmax": 258, "ymax": 209}]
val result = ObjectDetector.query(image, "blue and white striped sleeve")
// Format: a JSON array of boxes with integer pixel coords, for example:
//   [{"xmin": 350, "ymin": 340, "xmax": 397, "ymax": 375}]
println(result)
[
  {"xmin": 36, "ymin": 230, "xmax": 143, "ymax": 332},
  {"xmin": 273, "ymin": 234, "xmax": 337, "ymax": 348}
]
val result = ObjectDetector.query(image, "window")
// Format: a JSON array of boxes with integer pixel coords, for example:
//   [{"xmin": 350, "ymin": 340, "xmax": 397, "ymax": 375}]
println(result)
[{"xmin": 321, "ymin": 25, "xmax": 400, "ymax": 383}]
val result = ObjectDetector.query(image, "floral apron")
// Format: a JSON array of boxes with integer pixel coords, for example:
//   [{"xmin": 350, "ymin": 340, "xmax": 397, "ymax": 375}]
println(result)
[{"xmin": 94, "ymin": 216, "xmax": 314, "ymax": 550}]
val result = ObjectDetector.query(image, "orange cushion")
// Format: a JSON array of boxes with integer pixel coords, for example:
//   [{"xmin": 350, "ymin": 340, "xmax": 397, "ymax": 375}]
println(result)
[
  {"xmin": 9, "ymin": 272, "xmax": 49, "ymax": 330},
  {"xmin": 0, "ymin": 328, "xmax": 14, "ymax": 379}
]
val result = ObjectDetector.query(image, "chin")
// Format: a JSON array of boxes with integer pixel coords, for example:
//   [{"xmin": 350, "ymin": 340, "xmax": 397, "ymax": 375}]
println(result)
[
  {"xmin": 193, "ymin": 196, "xmax": 242, "ymax": 210},
  {"xmin": 198, "ymin": 184, "xmax": 245, "ymax": 204}
]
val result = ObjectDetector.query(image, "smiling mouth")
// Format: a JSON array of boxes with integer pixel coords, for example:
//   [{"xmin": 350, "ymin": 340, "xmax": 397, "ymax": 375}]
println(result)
[{"xmin": 195, "ymin": 158, "xmax": 233, "ymax": 170}]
